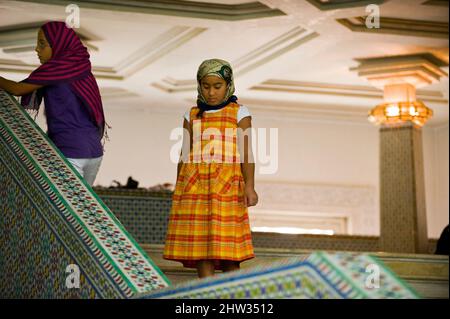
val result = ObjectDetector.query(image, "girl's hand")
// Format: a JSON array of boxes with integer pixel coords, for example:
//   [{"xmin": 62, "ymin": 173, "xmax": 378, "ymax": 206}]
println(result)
[
  {"xmin": 244, "ymin": 184, "xmax": 258, "ymax": 207},
  {"xmin": 0, "ymin": 77, "xmax": 43, "ymax": 96}
]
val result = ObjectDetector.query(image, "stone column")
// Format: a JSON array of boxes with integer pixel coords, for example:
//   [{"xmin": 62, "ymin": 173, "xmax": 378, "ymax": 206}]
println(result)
[
  {"xmin": 379, "ymin": 123, "xmax": 428, "ymax": 253},
  {"xmin": 351, "ymin": 53, "xmax": 448, "ymax": 253}
]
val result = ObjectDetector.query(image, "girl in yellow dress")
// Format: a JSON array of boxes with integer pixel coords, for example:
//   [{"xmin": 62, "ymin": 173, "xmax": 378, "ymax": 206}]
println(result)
[{"xmin": 164, "ymin": 59, "xmax": 258, "ymax": 278}]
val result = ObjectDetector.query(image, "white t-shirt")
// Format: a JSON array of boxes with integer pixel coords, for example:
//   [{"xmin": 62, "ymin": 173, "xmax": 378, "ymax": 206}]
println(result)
[{"xmin": 184, "ymin": 105, "xmax": 251, "ymax": 123}]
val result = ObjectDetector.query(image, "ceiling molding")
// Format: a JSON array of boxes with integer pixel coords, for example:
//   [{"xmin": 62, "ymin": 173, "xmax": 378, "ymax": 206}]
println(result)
[
  {"xmin": 0, "ymin": 23, "xmax": 205, "ymax": 80},
  {"xmin": 234, "ymin": 28, "xmax": 319, "ymax": 77},
  {"xmin": 16, "ymin": 0, "xmax": 286, "ymax": 21},
  {"xmin": 152, "ymin": 26, "xmax": 319, "ymax": 92},
  {"xmin": 336, "ymin": 16, "xmax": 449, "ymax": 39},
  {"xmin": 113, "ymin": 26, "xmax": 206, "ymax": 78},
  {"xmin": 250, "ymin": 79, "xmax": 448, "ymax": 104},
  {"xmin": 151, "ymin": 77, "xmax": 196, "ymax": 93},
  {"xmin": 0, "ymin": 21, "xmax": 100, "ymax": 65},
  {"xmin": 350, "ymin": 53, "xmax": 449, "ymax": 88},
  {"xmin": 241, "ymin": 98, "xmax": 369, "ymax": 122},
  {"xmin": 421, "ymin": 0, "xmax": 449, "ymax": 7},
  {"xmin": 0, "ymin": 59, "xmax": 124, "ymax": 80},
  {"xmin": 306, "ymin": 0, "xmax": 385, "ymax": 11}
]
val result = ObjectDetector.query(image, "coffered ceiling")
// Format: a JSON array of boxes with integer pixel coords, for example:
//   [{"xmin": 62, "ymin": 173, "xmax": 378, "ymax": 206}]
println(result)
[{"xmin": 0, "ymin": 0, "xmax": 448, "ymax": 126}]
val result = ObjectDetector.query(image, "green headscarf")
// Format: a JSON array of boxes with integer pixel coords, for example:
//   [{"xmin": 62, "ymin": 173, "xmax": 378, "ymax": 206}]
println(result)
[{"xmin": 196, "ymin": 58, "xmax": 236, "ymax": 106}]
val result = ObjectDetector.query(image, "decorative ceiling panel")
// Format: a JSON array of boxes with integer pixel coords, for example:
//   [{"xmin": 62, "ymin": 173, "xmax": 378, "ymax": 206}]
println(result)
[
  {"xmin": 152, "ymin": 26, "xmax": 319, "ymax": 92},
  {"xmin": 16, "ymin": 0, "xmax": 286, "ymax": 21},
  {"xmin": 336, "ymin": 16, "xmax": 449, "ymax": 39},
  {"xmin": 306, "ymin": 0, "xmax": 385, "ymax": 11}
]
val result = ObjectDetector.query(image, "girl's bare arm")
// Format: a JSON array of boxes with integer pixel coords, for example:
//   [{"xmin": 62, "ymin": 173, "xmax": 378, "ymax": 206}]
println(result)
[
  {"xmin": 177, "ymin": 118, "xmax": 192, "ymax": 179},
  {"xmin": 0, "ymin": 77, "xmax": 43, "ymax": 96},
  {"xmin": 237, "ymin": 116, "xmax": 258, "ymax": 207}
]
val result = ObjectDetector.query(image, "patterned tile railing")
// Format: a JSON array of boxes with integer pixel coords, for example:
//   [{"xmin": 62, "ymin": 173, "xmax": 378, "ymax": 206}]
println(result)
[
  {"xmin": 135, "ymin": 251, "xmax": 419, "ymax": 299},
  {"xmin": 0, "ymin": 90, "xmax": 170, "ymax": 298}
]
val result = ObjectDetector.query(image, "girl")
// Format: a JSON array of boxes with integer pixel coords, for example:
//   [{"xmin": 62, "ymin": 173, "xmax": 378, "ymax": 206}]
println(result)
[
  {"xmin": 0, "ymin": 21, "xmax": 105, "ymax": 186},
  {"xmin": 164, "ymin": 59, "xmax": 258, "ymax": 278}
]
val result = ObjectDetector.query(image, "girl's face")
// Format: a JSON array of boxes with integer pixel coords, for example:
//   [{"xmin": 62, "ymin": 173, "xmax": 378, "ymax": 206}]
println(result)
[
  {"xmin": 35, "ymin": 28, "xmax": 52, "ymax": 64},
  {"xmin": 200, "ymin": 75, "xmax": 228, "ymax": 106}
]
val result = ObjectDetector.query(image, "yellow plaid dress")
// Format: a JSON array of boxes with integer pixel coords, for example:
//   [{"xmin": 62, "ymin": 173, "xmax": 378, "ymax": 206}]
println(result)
[{"xmin": 163, "ymin": 102, "xmax": 254, "ymax": 269}]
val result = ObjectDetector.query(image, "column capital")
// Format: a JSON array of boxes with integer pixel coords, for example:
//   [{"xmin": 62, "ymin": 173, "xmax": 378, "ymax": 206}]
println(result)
[
  {"xmin": 351, "ymin": 53, "xmax": 447, "ymax": 127},
  {"xmin": 350, "ymin": 53, "xmax": 448, "ymax": 89}
]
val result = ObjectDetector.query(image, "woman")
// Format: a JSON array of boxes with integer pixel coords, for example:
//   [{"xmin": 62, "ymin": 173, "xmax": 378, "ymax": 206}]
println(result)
[{"xmin": 0, "ymin": 21, "xmax": 106, "ymax": 186}]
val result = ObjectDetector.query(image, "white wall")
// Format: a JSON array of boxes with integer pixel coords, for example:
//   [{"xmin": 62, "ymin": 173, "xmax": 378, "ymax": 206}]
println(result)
[
  {"xmin": 249, "ymin": 114, "xmax": 379, "ymax": 236},
  {"xmin": 423, "ymin": 124, "xmax": 449, "ymax": 239}
]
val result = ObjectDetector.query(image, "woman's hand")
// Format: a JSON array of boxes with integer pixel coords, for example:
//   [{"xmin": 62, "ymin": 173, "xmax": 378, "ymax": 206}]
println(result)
[{"xmin": 244, "ymin": 184, "xmax": 258, "ymax": 207}]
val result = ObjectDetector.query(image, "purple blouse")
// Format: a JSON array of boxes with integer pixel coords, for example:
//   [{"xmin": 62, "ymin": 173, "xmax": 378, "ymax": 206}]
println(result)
[{"xmin": 43, "ymin": 83, "xmax": 103, "ymax": 159}]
